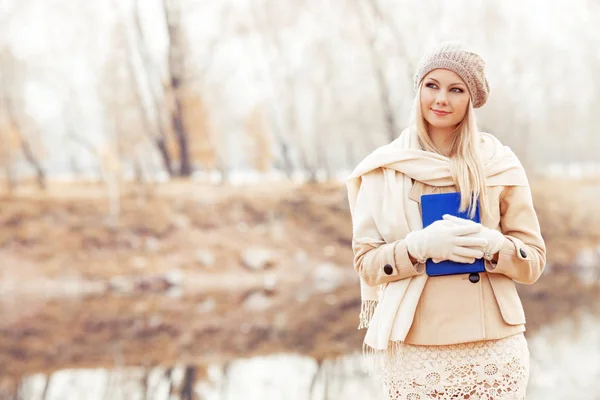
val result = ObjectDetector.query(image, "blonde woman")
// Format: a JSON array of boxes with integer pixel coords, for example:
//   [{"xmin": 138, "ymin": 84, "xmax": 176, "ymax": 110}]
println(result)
[{"xmin": 346, "ymin": 42, "xmax": 546, "ymax": 399}]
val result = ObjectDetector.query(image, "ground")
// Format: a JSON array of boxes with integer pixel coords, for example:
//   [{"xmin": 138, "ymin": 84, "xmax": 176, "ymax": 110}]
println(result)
[{"xmin": 0, "ymin": 178, "xmax": 599, "ymax": 381}]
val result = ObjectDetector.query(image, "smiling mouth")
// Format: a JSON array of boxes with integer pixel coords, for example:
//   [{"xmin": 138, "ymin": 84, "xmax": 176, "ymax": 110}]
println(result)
[{"xmin": 432, "ymin": 109, "xmax": 451, "ymax": 115}]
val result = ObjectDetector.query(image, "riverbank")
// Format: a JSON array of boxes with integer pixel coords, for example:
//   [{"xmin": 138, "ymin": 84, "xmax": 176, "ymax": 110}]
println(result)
[{"xmin": 1, "ymin": 178, "xmax": 599, "ymax": 382}]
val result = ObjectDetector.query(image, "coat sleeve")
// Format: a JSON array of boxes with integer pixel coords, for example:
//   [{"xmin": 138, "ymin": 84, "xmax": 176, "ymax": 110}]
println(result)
[
  {"xmin": 485, "ymin": 184, "xmax": 547, "ymax": 284},
  {"xmin": 351, "ymin": 173, "xmax": 424, "ymax": 287}
]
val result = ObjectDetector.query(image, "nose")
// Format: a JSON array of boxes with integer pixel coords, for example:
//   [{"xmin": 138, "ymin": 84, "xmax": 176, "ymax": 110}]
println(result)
[{"xmin": 436, "ymin": 90, "xmax": 448, "ymax": 105}]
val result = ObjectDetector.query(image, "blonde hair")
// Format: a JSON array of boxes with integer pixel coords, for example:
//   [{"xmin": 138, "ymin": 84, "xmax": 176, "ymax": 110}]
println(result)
[{"xmin": 410, "ymin": 82, "xmax": 491, "ymax": 220}]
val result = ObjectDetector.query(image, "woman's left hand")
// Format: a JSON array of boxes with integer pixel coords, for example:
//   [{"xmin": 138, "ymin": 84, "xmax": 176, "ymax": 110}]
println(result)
[{"xmin": 441, "ymin": 214, "xmax": 505, "ymax": 261}]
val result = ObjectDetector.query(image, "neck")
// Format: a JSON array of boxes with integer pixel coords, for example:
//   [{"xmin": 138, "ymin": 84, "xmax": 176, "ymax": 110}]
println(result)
[{"xmin": 427, "ymin": 124, "xmax": 457, "ymax": 157}]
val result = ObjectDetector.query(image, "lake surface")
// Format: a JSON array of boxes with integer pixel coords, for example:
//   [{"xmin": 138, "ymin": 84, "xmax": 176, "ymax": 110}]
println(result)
[{"xmin": 8, "ymin": 312, "xmax": 600, "ymax": 400}]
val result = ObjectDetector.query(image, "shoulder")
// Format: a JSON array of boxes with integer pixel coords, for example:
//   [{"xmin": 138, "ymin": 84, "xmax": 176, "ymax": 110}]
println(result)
[
  {"xmin": 360, "ymin": 168, "xmax": 385, "ymax": 190},
  {"xmin": 348, "ymin": 140, "xmax": 402, "ymax": 180},
  {"xmin": 478, "ymin": 131, "xmax": 509, "ymax": 149},
  {"xmin": 349, "ymin": 127, "xmax": 417, "ymax": 180},
  {"xmin": 478, "ymin": 131, "xmax": 504, "ymax": 162},
  {"xmin": 478, "ymin": 131, "xmax": 523, "ymax": 166}
]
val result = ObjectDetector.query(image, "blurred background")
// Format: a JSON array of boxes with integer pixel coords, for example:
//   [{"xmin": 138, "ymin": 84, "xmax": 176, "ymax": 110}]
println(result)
[{"xmin": 0, "ymin": 0, "xmax": 599, "ymax": 399}]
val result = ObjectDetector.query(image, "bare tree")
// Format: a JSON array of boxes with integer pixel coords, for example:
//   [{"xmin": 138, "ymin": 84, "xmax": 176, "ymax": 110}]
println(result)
[
  {"xmin": 66, "ymin": 127, "xmax": 103, "ymax": 180},
  {"xmin": 130, "ymin": 0, "xmax": 229, "ymax": 179},
  {"xmin": 186, "ymin": 4, "xmax": 236, "ymax": 183},
  {"xmin": 244, "ymin": 104, "xmax": 274, "ymax": 173},
  {"xmin": 181, "ymin": 92, "xmax": 221, "ymax": 175},
  {"xmin": 0, "ymin": 47, "xmax": 47, "ymax": 189},
  {"xmin": 162, "ymin": 0, "xmax": 193, "ymax": 176},
  {"xmin": 113, "ymin": 0, "xmax": 176, "ymax": 177},
  {"xmin": 310, "ymin": 41, "xmax": 336, "ymax": 181},
  {"xmin": 98, "ymin": 22, "xmax": 154, "ymax": 225},
  {"xmin": 365, "ymin": 0, "xmax": 415, "ymax": 79},
  {"xmin": 0, "ymin": 105, "xmax": 18, "ymax": 193},
  {"xmin": 353, "ymin": 0, "xmax": 399, "ymax": 143},
  {"xmin": 249, "ymin": 0, "xmax": 297, "ymax": 179}
]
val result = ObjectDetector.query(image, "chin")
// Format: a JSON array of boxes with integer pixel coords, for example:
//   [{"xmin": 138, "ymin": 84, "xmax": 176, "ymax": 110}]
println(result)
[{"xmin": 425, "ymin": 118, "xmax": 455, "ymax": 130}]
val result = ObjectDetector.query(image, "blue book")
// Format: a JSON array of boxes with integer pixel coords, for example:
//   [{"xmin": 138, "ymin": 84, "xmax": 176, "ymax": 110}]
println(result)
[{"xmin": 420, "ymin": 192, "xmax": 485, "ymax": 276}]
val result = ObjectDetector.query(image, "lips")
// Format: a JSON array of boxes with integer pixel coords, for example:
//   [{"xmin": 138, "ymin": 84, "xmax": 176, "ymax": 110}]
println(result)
[{"xmin": 432, "ymin": 109, "xmax": 451, "ymax": 116}]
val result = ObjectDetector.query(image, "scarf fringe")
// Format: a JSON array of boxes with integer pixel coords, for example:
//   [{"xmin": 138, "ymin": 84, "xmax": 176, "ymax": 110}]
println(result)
[
  {"xmin": 360, "ymin": 340, "xmax": 406, "ymax": 378},
  {"xmin": 357, "ymin": 300, "xmax": 378, "ymax": 329}
]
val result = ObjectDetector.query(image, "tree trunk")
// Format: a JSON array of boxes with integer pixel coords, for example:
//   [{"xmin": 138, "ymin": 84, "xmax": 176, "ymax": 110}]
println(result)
[
  {"xmin": 249, "ymin": 2, "xmax": 295, "ymax": 179},
  {"xmin": 170, "ymin": 100, "xmax": 191, "ymax": 176},
  {"xmin": 5, "ymin": 98, "xmax": 46, "ymax": 190},
  {"xmin": 122, "ymin": 0, "xmax": 175, "ymax": 177},
  {"xmin": 133, "ymin": 158, "xmax": 144, "ymax": 184},
  {"xmin": 214, "ymin": 153, "xmax": 229, "ymax": 185},
  {"xmin": 66, "ymin": 131, "xmax": 103, "ymax": 181},
  {"xmin": 355, "ymin": 0, "xmax": 399, "ymax": 142},
  {"xmin": 365, "ymin": 0, "xmax": 415, "ymax": 81},
  {"xmin": 163, "ymin": 0, "xmax": 192, "ymax": 177},
  {"xmin": 19, "ymin": 134, "xmax": 46, "ymax": 190},
  {"xmin": 277, "ymin": 139, "xmax": 294, "ymax": 179},
  {"xmin": 155, "ymin": 137, "xmax": 174, "ymax": 177},
  {"xmin": 0, "ymin": 128, "xmax": 16, "ymax": 193}
]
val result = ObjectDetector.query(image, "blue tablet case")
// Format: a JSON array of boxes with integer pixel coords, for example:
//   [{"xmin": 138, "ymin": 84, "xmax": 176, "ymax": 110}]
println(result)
[{"xmin": 420, "ymin": 192, "xmax": 485, "ymax": 276}]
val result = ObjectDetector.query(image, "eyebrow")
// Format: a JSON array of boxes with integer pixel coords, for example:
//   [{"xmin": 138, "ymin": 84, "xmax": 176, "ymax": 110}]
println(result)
[{"xmin": 427, "ymin": 78, "xmax": 466, "ymax": 87}]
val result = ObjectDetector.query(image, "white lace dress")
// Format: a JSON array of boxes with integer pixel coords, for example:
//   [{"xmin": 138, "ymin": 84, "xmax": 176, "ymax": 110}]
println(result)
[{"xmin": 379, "ymin": 333, "xmax": 530, "ymax": 400}]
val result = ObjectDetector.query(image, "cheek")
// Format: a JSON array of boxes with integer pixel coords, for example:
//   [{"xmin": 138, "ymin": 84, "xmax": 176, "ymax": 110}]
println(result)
[{"xmin": 420, "ymin": 91, "xmax": 433, "ymax": 113}]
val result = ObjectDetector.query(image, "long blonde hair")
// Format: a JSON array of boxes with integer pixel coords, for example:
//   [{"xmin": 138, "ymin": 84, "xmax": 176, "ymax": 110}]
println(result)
[{"xmin": 410, "ymin": 82, "xmax": 491, "ymax": 220}]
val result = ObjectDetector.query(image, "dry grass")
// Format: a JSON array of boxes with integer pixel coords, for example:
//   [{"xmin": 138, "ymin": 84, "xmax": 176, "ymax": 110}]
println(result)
[{"xmin": 0, "ymin": 178, "xmax": 598, "ymax": 379}]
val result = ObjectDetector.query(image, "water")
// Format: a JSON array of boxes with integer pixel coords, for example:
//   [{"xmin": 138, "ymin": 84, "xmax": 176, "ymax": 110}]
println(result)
[{"xmin": 9, "ymin": 312, "xmax": 600, "ymax": 400}]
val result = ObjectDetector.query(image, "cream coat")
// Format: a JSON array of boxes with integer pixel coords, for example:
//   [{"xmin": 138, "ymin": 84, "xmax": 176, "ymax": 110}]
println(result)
[{"xmin": 347, "ymin": 127, "xmax": 546, "ymax": 348}]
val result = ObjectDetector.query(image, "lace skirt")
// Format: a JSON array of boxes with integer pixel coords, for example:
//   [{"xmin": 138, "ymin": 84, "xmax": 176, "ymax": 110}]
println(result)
[{"xmin": 379, "ymin": 333, "xmax": 530, "ymax": 400}]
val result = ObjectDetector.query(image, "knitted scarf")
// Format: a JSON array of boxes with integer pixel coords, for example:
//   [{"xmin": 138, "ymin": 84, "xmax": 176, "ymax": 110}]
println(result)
[{"xmin": 346, "ymin": 127, "xmax": 528, "ymax": 355}]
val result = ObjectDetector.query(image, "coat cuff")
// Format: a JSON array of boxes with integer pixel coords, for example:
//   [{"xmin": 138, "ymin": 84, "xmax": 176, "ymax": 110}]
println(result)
[
  {"xmin": 354, "ymin": 239, "xmax": 425, "ymax": 286},
  {"xmin": 393, "ymin": 240, "xmax": 425, "ymax": 277},
  {"xmin": 485, "ymin": 236, "xmax": 532, "ymax": 276}
]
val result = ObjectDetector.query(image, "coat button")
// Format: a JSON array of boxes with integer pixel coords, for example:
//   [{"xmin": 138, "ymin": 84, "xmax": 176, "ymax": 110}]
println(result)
[
  {"xmin": 383, "ymin": 264, "xmax": 393, "ymax": 275},
  {"xmin": 469, "ymin": 273, "xmax": 480, "ymax": 283},
  {"xmin": 519, "ymin": 248, "xmax": 528, "ymax": 258}
]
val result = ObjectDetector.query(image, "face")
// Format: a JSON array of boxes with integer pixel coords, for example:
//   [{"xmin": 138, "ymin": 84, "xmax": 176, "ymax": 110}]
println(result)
[{"xmin": 419, "ymin": 69, "xmax": 470, "ymax": 131}]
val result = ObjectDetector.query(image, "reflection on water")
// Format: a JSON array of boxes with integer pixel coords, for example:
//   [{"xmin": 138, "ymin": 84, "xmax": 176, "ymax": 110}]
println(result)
[
  {"xmin": 8, "ymin": 313, "xmax": 600, "ymax": 400},
  {"xmin": 14, "ymin": 353, "xmax": 382, "ymax": 400},
  {"xmin": 2, "ymin": 268, "xmax": 600, "ymax": 400},
  {"xmin": 527, "ymin": 312, "xmax": 600, "ymax": 400}
]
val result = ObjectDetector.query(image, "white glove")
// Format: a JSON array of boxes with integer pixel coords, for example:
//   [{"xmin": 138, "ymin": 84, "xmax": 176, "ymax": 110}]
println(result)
[
  {"xmin": 405, "ymin": 218, "xmax": 488, "ymax": 264},
  {"xmin": 442, "ymin": 214, "xmax": 505, "ymax": 260}
]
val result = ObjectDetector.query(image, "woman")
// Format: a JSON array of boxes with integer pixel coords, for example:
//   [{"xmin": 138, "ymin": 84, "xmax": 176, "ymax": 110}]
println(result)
[{"xmin": 346, "ymin": 42, "xmax": 546, "ymax": 399}]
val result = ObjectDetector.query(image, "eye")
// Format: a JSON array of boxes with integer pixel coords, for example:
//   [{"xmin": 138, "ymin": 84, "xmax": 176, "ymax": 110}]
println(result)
[
  {"xmin": 425, "ymin": 83, "xmax": 438, "ymax": 89},
  {"xmin": 450, "ymin": 87, "xmax": 464, "ymax": 93}
]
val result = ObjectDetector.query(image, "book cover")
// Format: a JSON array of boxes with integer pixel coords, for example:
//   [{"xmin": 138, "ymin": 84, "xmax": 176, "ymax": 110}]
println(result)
[{"xmin": 420, "ymin": 192, "xmax": 485, "ymax": 276}]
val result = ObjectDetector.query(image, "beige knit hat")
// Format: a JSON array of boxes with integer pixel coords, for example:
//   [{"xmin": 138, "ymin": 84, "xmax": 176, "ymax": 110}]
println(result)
[{"xmin": 413, "ymin": 41, "xmax": 490, "ymax": 108}]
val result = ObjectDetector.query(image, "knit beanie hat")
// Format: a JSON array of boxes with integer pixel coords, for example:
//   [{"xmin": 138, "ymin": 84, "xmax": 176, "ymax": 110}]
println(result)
[{"xmin": 413, "ymin": 41, "xmax": 490, "ymax": 108}]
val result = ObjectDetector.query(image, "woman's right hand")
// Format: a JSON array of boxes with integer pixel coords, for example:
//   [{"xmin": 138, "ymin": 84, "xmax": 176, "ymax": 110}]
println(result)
[{"xmin": 405, "ymin": 219, "xmax": 488, "ymax": 264}]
